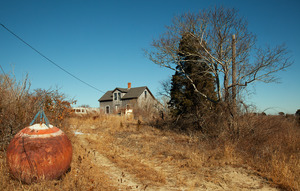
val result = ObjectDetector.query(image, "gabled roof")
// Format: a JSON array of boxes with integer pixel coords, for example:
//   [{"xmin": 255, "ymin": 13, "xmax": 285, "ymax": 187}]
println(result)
[
  {"xmin": 113, "ymin": 87, "xmax": 129, "ymax": 93},
  {"xmin": 98, "ymin": 86, "xmax": 153, "ymax": 102},
  {"xmin": 98, "ymin": 90, "xmax": 113, "ymax": 102},
  {"xmin": 122, "ymin": 86, "xmax": 147, "ymax": 99}
]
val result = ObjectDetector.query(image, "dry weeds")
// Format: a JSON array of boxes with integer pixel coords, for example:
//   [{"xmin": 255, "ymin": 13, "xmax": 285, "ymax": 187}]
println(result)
[
  {"xmin": 66, "ymin": 115, "xmax": 282, "ymax": 190},
  {"xmin": 236, "ymin": 115, "xmax": 300, "ymax": 190},
  {"xmin": 0, "ymin": 114, "xmax": 298, "ymax": 190}
]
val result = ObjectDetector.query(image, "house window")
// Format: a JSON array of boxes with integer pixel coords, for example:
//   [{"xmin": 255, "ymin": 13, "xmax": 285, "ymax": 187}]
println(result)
[
  {"xmin": 118, "ymin": 92, "xmax": 121, "ymax": 100},
  {"xmin": 105, "ymin": 106, "xmax": 110, "ymax": 114},
  {"xmin": 114, "ymin": 93, "xmax": 117, "ymax": 100},
  {"xmin": 144, "ymin": 91, "xmax": 147, "ymax": 98}
]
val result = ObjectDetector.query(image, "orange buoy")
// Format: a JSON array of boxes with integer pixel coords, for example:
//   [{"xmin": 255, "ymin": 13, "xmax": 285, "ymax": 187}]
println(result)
[{"xmin": 6, "ymin": 123, "xmax": 72, "ymax": 184}]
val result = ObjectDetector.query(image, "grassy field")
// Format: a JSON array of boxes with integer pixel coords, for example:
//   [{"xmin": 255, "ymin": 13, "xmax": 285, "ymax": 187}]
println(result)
[{"xmin": 1, "ymin": 114, "xmax": 299, "ymax": 190}]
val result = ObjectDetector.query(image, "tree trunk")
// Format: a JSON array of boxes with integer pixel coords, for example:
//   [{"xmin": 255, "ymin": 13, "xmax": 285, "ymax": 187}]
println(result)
[{"xmin": 232, "ymin": 34, "xmax": 237, "ymax": 117}]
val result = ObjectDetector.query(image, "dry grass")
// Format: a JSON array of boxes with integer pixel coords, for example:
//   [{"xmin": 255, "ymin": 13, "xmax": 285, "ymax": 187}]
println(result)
[
  {"xmin": 0, "ymin": 74, "xmax": 33, "ymax": 149},
  {"xmin": 0, "ymin": 74, "xmax": 74, "ymax": 151},
  {"xmin": 235, "ymin": 115, "xmax": 300, "ymax": 190},
  {"xmin": 0, "ymin": 113, "xmax": 299, "ymax": 190},
  {"xmin": 71, "ymin": 116, "xmax": 168, "ymax": 186},
  {"xmin": 66, "ymin": 115, "xmax": 282, "ymax": 190},
  {"xmin": 68, "ymin": 115, "xmax": 212, "ymax": 189}
]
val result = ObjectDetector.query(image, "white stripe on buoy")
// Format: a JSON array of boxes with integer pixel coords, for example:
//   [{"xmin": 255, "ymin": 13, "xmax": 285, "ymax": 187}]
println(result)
[
  {"xmin": 23, "ymin": 129, "xmax": 64, "ymax": 138},
  {"xmin": 29, "ymin": 123, "xmax": 54, "ymax": 130}
]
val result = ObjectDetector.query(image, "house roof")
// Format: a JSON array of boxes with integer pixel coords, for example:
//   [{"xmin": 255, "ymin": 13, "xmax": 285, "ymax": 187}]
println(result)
[
  {"xmin": 98, "ymin": 90, "xmax": 113, "ymax": 102},
  {"xmin": 114, "ymin": 88, "xmax": 129, "ymax": 93},
  {"xmin": 122, "ymin": 86, "xmax": 147, "ymax": 99},
  {"xmin": 98, "ymin": 86, "xmax": 153, "ymax": 102}
]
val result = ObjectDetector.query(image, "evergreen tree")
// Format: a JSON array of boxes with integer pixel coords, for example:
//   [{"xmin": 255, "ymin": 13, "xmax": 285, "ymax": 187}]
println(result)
[{"xmin": 169, "ymin": 32, "xmax": 217, "ymax": 130}]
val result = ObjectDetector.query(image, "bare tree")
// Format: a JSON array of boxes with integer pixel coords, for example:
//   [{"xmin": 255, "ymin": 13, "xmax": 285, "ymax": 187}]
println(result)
[
  {"xmin": 145, "ymin": 6, "xmax": 292, "ymax": 107},
  {"xmin": 158, "ymin": 78, "xmax": 172, "ymax": 99}
]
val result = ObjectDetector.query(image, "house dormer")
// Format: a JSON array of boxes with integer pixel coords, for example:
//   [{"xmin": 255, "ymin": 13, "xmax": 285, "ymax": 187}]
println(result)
[
  {"xmin": 113, "ymin": 90, "xmax": 121, "ymax": 101},
  {"xmin": 112, "ymin": 87, "xmax": 129, "ymax": 102}
]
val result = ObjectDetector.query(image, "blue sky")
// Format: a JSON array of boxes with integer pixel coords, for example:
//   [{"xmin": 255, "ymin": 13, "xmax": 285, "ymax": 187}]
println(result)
[{"xmin": 0, "ymin": 0, "xmax": 299, "ymax": 114}]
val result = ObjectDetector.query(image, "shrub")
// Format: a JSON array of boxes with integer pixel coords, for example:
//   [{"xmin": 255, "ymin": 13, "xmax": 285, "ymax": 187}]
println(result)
[
  {"xmin": 0, "ymin": 74, "xmax": 33, "ymax": 149},
  {"xmin": 31, "ymin": 88, "xmax": 75, "ymax": 128},
  {"xmin": 0, "ymin": 74, "xmax": 74, "ymax": 150}
]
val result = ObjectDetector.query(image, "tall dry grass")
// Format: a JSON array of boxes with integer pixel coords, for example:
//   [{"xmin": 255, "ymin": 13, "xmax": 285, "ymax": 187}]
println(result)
[
  {"xmin": 0, "ymin": 74, "xmax": 33, "ymax": 150},
  {"xmin": 1, "ymin": 111, "xmax": 299, "ymax": 190},
  {"xmin": 234, "ymin": 114, "xmax": 300, "ymax": 190},
  {"xmin": 0, "ymin": 74, "xmax": 74, "ymax": 151},
  {"xmin": 127, "ymin": 103, "xmax": 300, "ymax": 190},
  {"xmin": 68, "ymin": 115, "xmax": 208, "ymax": 188},
  {"xmin": 147, "ymin": 99, "xmax": 300, "ymax": 191}
]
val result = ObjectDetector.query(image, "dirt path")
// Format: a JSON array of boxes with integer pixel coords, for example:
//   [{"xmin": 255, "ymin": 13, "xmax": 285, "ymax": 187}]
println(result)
[
  {"xmin": 78, "ymin": 134, "xmax": 145, "ymax": 190},
  {"xmin": 212, "ymin": 166, "xmax": 275, "ymax": 191},
  {"xmin": 73, "ymin": 123, "xmax": 279, "ymax": 191}
]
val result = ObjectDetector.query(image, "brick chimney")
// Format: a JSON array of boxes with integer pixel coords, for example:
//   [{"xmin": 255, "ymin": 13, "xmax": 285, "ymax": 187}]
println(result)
[{"xmin": 128, "ymin": 82, "xmax": 131, "ymax": 89}]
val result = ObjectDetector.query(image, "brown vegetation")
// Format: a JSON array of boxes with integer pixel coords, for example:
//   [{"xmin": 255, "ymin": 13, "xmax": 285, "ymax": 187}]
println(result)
[
  {"xmin": 0, "ymin": 74, "xmax": 74, "ymax": 151},
  {"xmin": 0, "ymin": 74, "xmax": 33, "ymax": 150},
  {"xmin": 0, "ymin": 74, "xmax": 299, "ymax": 190},
  {"xmin": 0, "ymin": 111, "xmax": 299, "ymax": 190},
  {"xmin": 235, "ymin": 114, "xmax": 300, "ymax": 190}
]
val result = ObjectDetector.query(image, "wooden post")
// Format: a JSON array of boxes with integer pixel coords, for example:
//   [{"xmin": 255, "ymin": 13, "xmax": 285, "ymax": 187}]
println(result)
[{"xmin": 232, "ymin": 34, "xmax": 237, "ymax": 116}]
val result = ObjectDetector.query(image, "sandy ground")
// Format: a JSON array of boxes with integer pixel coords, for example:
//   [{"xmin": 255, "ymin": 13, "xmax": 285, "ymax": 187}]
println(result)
[{"xmin": 74, "ymin": 123, "xmax": 279, "ymax": 191}]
